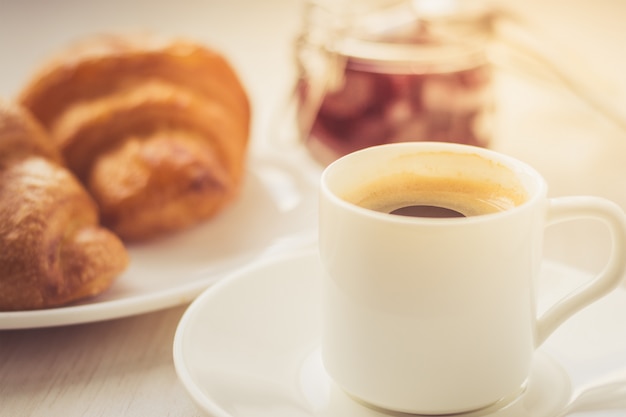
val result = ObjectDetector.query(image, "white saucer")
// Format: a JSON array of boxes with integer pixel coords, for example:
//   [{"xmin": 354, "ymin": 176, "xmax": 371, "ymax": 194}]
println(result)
[{"xmin": 174, "ymin": 249, "xmax": 586, "ymax": 417}]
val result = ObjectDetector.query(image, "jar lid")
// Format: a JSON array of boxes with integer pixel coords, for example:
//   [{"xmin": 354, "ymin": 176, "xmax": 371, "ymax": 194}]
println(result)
[
  {"xmin": 305, "ymin": 0, "xmax": 493, "ymax": 71},
  {"xmin": 334, "ymin": 37, "xmax": 488, "ymax": 72}
]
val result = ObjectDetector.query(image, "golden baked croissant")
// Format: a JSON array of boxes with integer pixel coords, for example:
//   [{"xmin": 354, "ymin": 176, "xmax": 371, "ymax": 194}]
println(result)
[
  {"xmin": 18, "ymin": 33, "xmax": 251, "ymax": 241},
  {"xmin": 0, "ymin": 101, "xmax": 128, "ymax": 311}
]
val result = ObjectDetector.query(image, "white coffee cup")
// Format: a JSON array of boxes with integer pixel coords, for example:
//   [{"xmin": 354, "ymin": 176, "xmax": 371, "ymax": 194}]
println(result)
[{"xmin": 318, "ymin": 142, "xmax": 626, "ymax": 415}]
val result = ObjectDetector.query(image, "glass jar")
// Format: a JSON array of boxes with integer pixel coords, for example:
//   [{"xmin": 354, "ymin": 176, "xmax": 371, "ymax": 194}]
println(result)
[{"xmin": 294, "ymin": 0, "xmax": 495, "ymax": 165}]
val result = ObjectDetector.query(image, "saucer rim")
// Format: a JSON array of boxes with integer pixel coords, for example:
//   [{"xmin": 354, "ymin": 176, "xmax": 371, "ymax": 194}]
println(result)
[{"xmin": 173, "ymin": 248, "xmax": 319, "ymax": 417}]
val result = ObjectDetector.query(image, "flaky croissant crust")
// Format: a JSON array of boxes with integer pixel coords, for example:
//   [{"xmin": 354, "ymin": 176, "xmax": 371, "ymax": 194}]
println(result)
[
  {"xmin": 18, "ymin": 33, "xmax": 251, "ymax": 242},
  {"xmin": 0, "ymin": 102, "xmax": 128, "ymax": 310},
  {"xmin": 18, "ymin": 33, "xmax": 250, "ymax": 132}
]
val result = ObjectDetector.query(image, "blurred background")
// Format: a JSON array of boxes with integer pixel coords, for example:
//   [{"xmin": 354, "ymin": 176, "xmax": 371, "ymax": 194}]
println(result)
[{"xmin": 1, "ymin": 0, "xmax": 625, "ymax": 272}]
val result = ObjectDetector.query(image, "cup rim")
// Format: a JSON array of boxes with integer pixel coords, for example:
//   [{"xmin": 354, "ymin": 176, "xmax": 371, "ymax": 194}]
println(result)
[{"xmin": 320, "ymin": 142, "xmax": 547, "ymax": 225}]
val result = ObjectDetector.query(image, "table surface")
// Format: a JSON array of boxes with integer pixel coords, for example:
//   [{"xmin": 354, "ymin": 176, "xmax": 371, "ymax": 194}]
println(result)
[{"xmin": 2, "ymin": 0, "xmax": 626, "ymax": 416}]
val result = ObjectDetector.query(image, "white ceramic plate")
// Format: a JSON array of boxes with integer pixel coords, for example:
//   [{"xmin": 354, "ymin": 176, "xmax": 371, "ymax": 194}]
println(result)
[
  {"xmin": 0, "ymin": 152, "xmax": 319, "ymax": 329},
  {"xmin": 173, "ymin": 249, "xmax": 626, "ymax": 417}
]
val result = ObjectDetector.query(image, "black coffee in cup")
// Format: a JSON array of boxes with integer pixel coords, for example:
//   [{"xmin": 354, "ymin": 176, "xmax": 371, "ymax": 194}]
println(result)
[{"xmin": 390, "ymin": 205, "xmax": 466, "ymax": 218}]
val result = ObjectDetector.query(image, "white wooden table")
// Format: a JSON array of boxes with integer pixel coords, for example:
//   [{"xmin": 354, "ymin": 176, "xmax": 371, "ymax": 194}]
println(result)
[
  {"xmin": 0, "ymin": 305, "xmax": 202, "ymax": 416},
  {"xmin": 2, "ymin": 0, "xmax": 626, "ymax": 416}
]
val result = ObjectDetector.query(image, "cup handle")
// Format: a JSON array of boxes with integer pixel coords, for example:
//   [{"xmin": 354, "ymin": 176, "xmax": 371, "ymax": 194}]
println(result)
[{"xmin": 536, "ymin": 196, "xmax": 626, "ymax": 345}]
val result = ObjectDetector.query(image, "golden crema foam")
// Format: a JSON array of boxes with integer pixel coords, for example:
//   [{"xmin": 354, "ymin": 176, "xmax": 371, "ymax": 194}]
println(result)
[{"xmin": 343, "ymin": 173, "xmax": 528, "ymax": 218}]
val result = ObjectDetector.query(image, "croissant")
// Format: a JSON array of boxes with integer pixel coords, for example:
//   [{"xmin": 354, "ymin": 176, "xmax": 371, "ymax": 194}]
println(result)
[
  {"xmin": 0, "ymin": 101, "xmax": 128, "ymax": 311},
  {"xmin": 18, "ymin": 33, "xmax": 251, "ymax": 241}
]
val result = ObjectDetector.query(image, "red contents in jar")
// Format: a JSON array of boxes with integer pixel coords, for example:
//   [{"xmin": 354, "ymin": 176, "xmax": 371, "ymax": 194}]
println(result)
[{"xmin": 300, "ymin": 60, "xmax": 492, "ymax": 165}]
